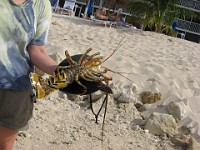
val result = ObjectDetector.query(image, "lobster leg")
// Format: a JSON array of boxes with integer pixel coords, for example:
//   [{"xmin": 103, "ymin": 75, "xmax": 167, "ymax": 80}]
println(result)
[
  {"xmin": 83, "ymin": 57, "xmax": 103, "ymax": 67},
  {"xmin": 81, "ymin": 53, "xmax": 101, "ymax": 66},
  {"xmin": 78, "ymin": 48, "xmax": 92, "ymax": 65},
  {"xmin": 65, "ymin": 50, "xmax": 77, "ymax": 66},
  {"xmin": 53, "ymin": 66, "xmax": 73, "ymax": 83},
  {"xmin": 74, "ymin": 74, "xmax": 88, "ymax": 94},
  {"xmin": 80, "ymin": 70, "xmax": 112, "ymax": 82},
  {"xmin": 79, "ymin": 74, "xmax": 94, "ymax": 82}
]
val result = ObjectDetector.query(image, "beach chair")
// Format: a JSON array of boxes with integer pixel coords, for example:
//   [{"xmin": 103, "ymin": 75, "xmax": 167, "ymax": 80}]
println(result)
[
  {"xmin": 90, "ymin": 17, "xmax": 134, "ymax": 28},
  {"xmin": 90, "ymin": 16, "xmax": 116, "ymax": 28},
  {"xmin": 60, "ymin": 0, "xmax": 76, "ymax": 16}
]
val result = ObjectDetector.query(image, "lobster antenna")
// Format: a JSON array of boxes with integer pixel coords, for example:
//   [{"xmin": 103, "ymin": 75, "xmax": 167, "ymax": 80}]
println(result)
[
  {"xmin": 108, "ymin": 69, "xmax": 134, "ymax": 83},
  {"xmin": 101, "ymin": 67, "xmax": 140, "ymax": 83},
  {"xmin": 102, "ymin": 35, "xmax": 126, "ymax": 64},
  {"xmin": 102, "ymin": 67, "xmax": 140, "ymax": 75}
]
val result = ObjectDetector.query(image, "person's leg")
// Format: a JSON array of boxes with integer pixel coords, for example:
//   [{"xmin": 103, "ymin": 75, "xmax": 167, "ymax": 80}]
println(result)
[
  {"xmin": 0, "ymin": 89, "xmax": 34, "ymax": 150},
  {"xmin": 0, "ymin": 126, "xmax": 18, "ymax": 150},
  {"xmin": 98, "ymin": 15, "xmax": 109, "ymax": 20}
]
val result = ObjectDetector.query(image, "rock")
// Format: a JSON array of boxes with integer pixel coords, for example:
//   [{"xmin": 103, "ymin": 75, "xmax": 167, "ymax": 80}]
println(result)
[
  {"xmin": 171, "ymin": 133, "xmax": 191, "ymax": 147},
  {"xmin": 89, "ymin": 90, "xmax": 104, "ymax": 102},
  {"xmin": 116, "ymin": 84, "xmax": 137, "ymax": 103},
  {"xmin": 130, "ymin": 119, "xmax": 146, "ymax": 129},
  {"xmin": 110, "ymin": 83, "xmax": 121, "ymax": 99},
  {"xmin": 188, "ymin": 137, "xmax": 200, "ymax": 150},
  {"xmin": 166, "ymin": 101, "xmax": 188, "ymax": 122},
  {"xmin": 134, "ymin": 101, "xmax": 146, "ymax": 112},
  {"xmin": 137, "ymin": 103, "xmax": 157, "ymax": 112},
  {"xmin": 144, "ymin": 112, "xmax": 177, "ymax": 136},
  {"xmin": 117, "ymin": 91, "xmax": 135, "ymax": 103},
  {"xmin": 144, "ymin": 129, "xmax": 149, "ymax": 134},
  {"xmin": 131, "ymin": 83, "xmax": 140, "ymax": 94},
  {"xmin": 178, "ymin": 126, "xmax": 191, "ymax": 135},
  {"xmin": 111, "ymin": 83, "xmax": 138, "ymax": 103},
  {"xmin": 140, "ymin": 91, "xmax": 162, "ymax": 104},
  {"xmin": 58, "ymin": 91, "xmax": 68, "ymax": 99},
  {"xmin": 160, "ymin": 133, "xmax": 168, "ymax": 140},
  {"xmin": 131, "ymin": 125, "xmax": 140, "ymax": 131}
]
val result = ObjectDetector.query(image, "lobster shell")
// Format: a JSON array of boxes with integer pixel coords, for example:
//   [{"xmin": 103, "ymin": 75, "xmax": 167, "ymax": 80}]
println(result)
[{"xmin": 58, "ymin": 54, "xmax": 113, "ymax": 95}]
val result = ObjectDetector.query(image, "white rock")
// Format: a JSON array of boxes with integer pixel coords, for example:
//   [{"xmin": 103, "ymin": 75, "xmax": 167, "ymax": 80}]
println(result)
[
  {"xmin": 144, "ymin": 129, "xmax": 149, "ymax": 134},
  {"xmin": 58, "ymin": 91, "xmax": 68, "ymax": 99},
  {"xmin": 188, "ymin": 137, "xmax": 200, "ymax": 150},
  {"xmin": 166, "ymin": 101, "xmax": 188, "ymax": 122},
  {"xmin": 110, "ymin": 83, "xmax": 121, "ymax": 99},
  {"xmin": 130, "ymin": 83, "xmax": 140, "ymax": 94},
  {"xmin": 116, "ymin": 84, "xmax": 136, "ymax": 103},
  {"xmin": 90, "ymin": 90, "xmax": 104, "ymax": 101},
  {"xmin": 145, "ymin": 112, "xmax": 177, "ymax": 136},
  {"xmin": 117, "ymin": 91, "xmax": 135, "ymax": 103}
]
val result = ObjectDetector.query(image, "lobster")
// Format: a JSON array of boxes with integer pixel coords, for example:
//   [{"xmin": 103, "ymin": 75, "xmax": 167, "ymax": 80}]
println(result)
[
  {"xmin": 30, "ymin": 36, "xmax": 128, "ymax": 100},
  {"xmin": 30, "ymin": 37, "xmax": 132, "ymax": 143},
  {"xmin": 30, "ymin": 48, "xmax": 114, "ymax": 99}
]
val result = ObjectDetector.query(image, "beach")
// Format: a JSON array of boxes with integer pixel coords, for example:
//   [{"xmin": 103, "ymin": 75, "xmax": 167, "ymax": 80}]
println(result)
[{"xmin": 15, "ymin": 14, "xmax": 200, "ymax": 150}]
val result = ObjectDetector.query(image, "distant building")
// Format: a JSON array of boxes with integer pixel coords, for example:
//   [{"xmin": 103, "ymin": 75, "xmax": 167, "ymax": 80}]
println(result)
[{"xmin": 176, "ymin": 0, "xmax": 200, "ymax": 43}]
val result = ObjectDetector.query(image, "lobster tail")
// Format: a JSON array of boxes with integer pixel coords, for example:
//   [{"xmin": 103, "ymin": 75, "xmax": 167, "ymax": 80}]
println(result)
[{"xmin": 30, "ymin": 73, "xmax": 56, "ymax": 99}]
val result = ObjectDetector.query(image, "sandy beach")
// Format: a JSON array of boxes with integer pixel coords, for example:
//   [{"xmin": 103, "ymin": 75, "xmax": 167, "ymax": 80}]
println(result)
[{"xmin": 15, "ymin": 14, "xmax": 200, "ymax": 150}]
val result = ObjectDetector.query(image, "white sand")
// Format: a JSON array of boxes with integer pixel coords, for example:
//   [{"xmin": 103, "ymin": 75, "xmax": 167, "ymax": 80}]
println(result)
[{"xmin": 15, "ymin": 14, "xmax": 200, "ymax": 149}]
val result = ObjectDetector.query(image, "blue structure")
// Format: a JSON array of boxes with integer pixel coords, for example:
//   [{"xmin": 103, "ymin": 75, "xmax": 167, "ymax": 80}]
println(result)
[
  {"xmin": 87, "ymin": 0, "xmax": 93, "ymax": 16},
  {"xmin": 50, "ymin": 0, "xmax": 58, "ymax": 7}
]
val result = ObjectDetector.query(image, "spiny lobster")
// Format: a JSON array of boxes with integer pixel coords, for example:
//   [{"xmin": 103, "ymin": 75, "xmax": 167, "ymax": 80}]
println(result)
[
  {"xmin": 30, "ymin": 48, "xmax": 114, "ymax": 99},
  {"xmin": 30, "ymin": 36, "xmax": 127, "ymax": 100},
  {"xmin": 30, "ymin": 36, "xmax": 133, "ymax": 143}
]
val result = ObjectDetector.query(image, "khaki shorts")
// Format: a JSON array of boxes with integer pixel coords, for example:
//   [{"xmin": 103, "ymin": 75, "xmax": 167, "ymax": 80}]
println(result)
[{"xmin": 0, "ymin": 89, "xmax": 35, "ymax": 130}]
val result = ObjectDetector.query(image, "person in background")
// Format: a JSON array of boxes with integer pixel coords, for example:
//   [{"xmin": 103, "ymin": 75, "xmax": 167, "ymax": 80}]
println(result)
[
  {"xmin": 0, "ymin": 0, "xmax": 58, "ymax": 149},
  {"xmin": 95, "ymin": 7, "xmax": 109, "ymax": 20},
  {"xmin": 109, "ymin": 8, "xmax": 123, "ymax": 22},
  {"xmin": 95, "ymin": 7, "xmax": 123, "ymax": 22}
]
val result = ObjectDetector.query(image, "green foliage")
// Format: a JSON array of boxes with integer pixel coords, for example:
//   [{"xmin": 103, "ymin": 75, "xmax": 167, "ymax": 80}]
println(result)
[{"xmin": 127, "ymin": 0, "xmax": 196, "ymax": 36}]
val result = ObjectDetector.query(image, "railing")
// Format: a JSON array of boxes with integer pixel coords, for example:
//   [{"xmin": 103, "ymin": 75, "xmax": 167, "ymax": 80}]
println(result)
[
  {"xmin": 177, "ymin": 0, "xmax": 200, "ymax": 12},
  {"xmin": 76, "ymin": 0, "xmax": 100, "ymax": 5},
  {"xmin": 115, "ymin": 4, "xmax": 131, "ymax": 15},
  {"xmin": 93, "ymin": 0, "xmax": 100, "ymax": 6},
  {"xmin": 76, "ymin": 0, "xmax": 86, "ymax": 3},
  {"xmin": 176, "ymin": 19, "xmax": 200, "ymax": 35},
  {"xmin": 75, "ymin": 0, "xmax": 87, "ymax": 4}
]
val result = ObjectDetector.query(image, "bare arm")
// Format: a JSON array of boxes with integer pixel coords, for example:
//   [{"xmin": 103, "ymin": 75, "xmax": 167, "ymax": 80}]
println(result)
[
  {"xmin": 27, "ymin": 45, "xmax": 58, "ymax": 75},
  {"xmin": 96, "ymin": 9, "xmax": 100, "ymax": 17}
]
